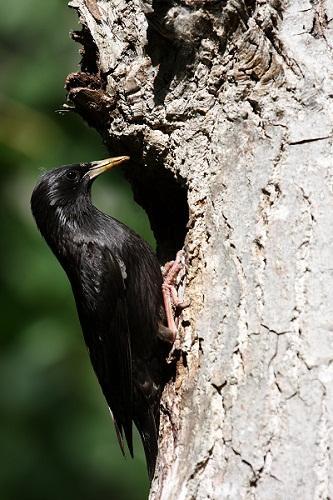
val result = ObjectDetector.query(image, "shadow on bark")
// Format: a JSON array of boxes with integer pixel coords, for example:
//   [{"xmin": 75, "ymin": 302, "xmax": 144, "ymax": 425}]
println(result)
[{"xmin": 123, "ymin": 158, "xmax": 189, "ymax": 263}]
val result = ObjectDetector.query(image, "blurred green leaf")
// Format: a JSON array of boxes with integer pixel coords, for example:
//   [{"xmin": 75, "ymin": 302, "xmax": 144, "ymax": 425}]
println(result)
[{"xmin": 0, "ymin": 1, "xmax": 153, "ymax": 499}]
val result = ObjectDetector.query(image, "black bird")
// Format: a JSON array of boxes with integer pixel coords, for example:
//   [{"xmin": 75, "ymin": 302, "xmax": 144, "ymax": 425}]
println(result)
[{"xmin": 31, "ymin": 157, "xmax": 175, "ymax": 479}]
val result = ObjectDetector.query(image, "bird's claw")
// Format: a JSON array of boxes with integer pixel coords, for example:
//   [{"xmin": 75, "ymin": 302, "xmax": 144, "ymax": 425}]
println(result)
[
  {"xmin": 162, "ymin": 250, "xmax": 184, "ymax": 280},
  {"xmin": 161, "ymin": 250, "xmax": 188, "ymax": 343}
]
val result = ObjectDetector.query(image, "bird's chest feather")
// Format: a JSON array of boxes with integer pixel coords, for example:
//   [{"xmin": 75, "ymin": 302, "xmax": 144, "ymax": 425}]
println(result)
[{"xmin": 76, "ymin": 242, "xmax": 105, "ymax": 309}]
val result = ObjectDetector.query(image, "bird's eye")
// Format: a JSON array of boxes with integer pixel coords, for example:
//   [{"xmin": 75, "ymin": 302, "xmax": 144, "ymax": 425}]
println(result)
[{"xmin": 66, "ymin": 170, "xmax": 78, "ymax": 181}]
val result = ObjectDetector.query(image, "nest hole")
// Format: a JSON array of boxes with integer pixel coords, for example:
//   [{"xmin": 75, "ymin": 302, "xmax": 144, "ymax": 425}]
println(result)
[{"xmin": 123, "ymin": 161, "xmax": 189, "ymax": 263}]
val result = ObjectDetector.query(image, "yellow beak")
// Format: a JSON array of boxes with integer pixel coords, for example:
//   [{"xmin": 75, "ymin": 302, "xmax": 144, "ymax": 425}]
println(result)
[{"xmin": 87, "ymin": 156, "xmax": 130, "ymax": 179}]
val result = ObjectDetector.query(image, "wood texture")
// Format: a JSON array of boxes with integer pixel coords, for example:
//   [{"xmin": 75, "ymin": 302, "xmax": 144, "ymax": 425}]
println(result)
[{"xmin": 67, "ymin": 1, "xmax": 333, "ymax": 497}]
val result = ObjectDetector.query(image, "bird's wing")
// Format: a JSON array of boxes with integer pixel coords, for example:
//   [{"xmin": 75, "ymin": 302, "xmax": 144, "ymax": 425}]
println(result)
[{"xmin": 78, "ymin": 242, "xmax": 133, "ymax": 456}]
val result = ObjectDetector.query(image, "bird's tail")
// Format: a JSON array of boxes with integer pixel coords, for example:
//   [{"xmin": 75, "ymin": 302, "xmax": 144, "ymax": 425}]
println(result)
[{"xmin": 134, "ymin": 395, "xmax": 160, "ymax": 481}]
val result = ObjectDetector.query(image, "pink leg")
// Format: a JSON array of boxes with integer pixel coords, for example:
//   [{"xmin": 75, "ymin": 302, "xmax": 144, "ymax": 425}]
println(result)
[
  {"xmin": 162, "ymin": 260, "xmax": 174, "ymax": 277},
  {"xmin": 162, "ymin": 250, "xmax": 183, "ymax": 284},
  {"xmin": 162, "ymin": 283, "xmax": 178, "ymax": 340},
  {"xmin": 161, "ymin": 251, "xmax": 187, "ymax": 340}
]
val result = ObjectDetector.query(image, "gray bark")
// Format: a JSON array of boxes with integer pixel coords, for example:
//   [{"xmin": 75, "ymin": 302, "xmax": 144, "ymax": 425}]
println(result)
[{"xmin": 66, "ymin": 0, "xmax": 333, "ymax": 498}]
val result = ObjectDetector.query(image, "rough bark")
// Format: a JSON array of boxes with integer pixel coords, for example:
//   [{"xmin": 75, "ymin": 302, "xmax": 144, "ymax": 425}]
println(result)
[{"xmin": 66, "ymin": 0, "xmax": 333, "ymax": 498}]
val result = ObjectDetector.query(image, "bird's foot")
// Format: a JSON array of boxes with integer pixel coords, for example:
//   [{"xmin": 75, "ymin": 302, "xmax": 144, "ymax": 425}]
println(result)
[{"xmin": 161, "ymin": 250, "xmax": 189, "ymax": 343}]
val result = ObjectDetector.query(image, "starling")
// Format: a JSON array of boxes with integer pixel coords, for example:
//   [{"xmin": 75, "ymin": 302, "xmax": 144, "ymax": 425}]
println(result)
[{"xmin": 31, "ymin": 157, "xmax": 178, "ymax": 479}]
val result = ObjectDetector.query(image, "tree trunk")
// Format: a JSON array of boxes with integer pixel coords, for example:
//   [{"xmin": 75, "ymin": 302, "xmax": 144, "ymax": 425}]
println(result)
[{"xmin": 66, "ymin": 0, "xmax": 333, "ymax": 498}]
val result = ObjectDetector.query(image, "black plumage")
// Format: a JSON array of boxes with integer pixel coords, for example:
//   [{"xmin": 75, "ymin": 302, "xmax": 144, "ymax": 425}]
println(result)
[{"xmin": 31, "ymin": 157, "xmax": 171, "ymax": 479}]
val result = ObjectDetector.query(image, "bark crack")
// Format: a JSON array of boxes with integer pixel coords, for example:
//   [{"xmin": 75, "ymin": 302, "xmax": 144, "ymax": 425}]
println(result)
[
  {"xmin": 289, "ymin": 135, "xmax": 332, "ymax": 146},
  {"xmin": 253, "ymin": 135, "xmax": 285, "ymax": 324},
  {"xmin": 189, "ymin": 444, "xmax": 215, "ymax": 480}
]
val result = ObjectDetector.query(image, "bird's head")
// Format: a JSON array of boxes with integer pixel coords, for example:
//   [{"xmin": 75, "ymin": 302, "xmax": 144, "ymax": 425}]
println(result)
[{"xmin": 31, "ymin": 156, "xmax": 129, "ymax": 231}]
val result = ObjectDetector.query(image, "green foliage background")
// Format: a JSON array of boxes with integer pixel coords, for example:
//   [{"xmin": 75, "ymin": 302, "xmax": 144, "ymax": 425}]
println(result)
[{"xmin": 0, "ymin": 1, "xmax": 154, "ymax": 498}]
